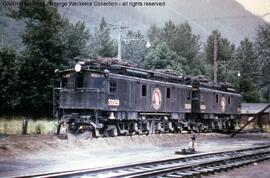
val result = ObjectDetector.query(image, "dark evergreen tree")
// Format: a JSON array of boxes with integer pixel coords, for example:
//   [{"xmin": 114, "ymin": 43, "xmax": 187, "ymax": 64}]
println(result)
[
  {"xmin": 204, "ymin": 30, "xmax": 235, "ymax": 82},
  {"xmin": 235, "ymin": 38, "xmax": 261, "ymax": 102},
  {"xmin": 122, "ymin": 30, "xmax": 146, "ymax": 67},
  {"xmin": 147, "ymin": 24, "xmax": 161, "ymax": 47},
  {"xmin": 95, "ymin": 17, "xmax": 116, "ymax": 57},
  {"xmin": 170, "ymin": 22, "xmax": 200, "ymax": 62},
  {"xmin": 173, "ymin": 23, "xmax": 202, "ymax": 74},
  {"xmin": 256, "ymin": 23, "xmax": 270, "ymax": 102},
  {"xmin": 160, "ymin": 20, "xmax": 178, "ymax": 49},
  {"xmin": 10, "ymin": 0, "xmax": 71, "ymax": 116},
  {"xmin": 146, "ymin": 21, "xmax": 202, "ymax": 75},
  {"xmin": 0, "ymin": 47, "xmax": 17, "ymax": 115},
  {"xmin": 65, "ymin": 21, "xmax": 93, "ymax": 62}
]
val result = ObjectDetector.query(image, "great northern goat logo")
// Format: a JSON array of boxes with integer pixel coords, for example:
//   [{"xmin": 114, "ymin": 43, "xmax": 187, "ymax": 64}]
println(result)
[{"xmin": 152, "ymin": 88, "xmax": 162, "ymax": 110}]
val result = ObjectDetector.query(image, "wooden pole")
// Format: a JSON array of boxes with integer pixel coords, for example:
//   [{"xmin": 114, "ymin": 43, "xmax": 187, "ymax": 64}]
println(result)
[
  {"xmin": 21, "ymin": 119, "xmax": 28, "ymax": 135},
  {"xmin": 213, "ymin": 33, "xmax": 218, "ymax": 83}
]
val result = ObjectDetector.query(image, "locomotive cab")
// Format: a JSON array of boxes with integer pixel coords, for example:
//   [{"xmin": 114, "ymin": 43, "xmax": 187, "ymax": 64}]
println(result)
[{"xmin": 55, "ymin": 67, "xmax": 108, "ymax": 136}]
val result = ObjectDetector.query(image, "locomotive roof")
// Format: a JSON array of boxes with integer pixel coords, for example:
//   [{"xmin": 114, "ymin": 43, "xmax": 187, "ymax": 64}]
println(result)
[{"xmin": 60, "ymin": 58, "xmax": 238, "ymax": 94}]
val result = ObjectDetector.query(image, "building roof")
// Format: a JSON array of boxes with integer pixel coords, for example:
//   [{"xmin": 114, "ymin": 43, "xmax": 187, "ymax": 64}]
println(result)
[{"xmin": 241, "ymin": 103, "xmax": 270, "ymax": 114}]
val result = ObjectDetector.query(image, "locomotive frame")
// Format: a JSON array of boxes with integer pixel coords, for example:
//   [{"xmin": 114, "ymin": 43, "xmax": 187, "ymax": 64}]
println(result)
[{"xmin": 53, "ymin": 58, "xmax": 241, "ymax": 137}]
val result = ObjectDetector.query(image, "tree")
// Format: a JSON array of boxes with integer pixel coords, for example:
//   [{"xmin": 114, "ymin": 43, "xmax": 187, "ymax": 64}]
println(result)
[
  {"xmin": 122, "ymin": 30, "xmax": 146, "ymax": 67},
  {"xmin": 0, "ymin": 47, "xmax": 17, "ymax": 115},
  {"xmin": 160, "ymin": 20, "xmax": 178, "ymax": 48},
  {"xmin": 65, "ymin": 21, "xmax": 93, "ymax": 62},
  {"xmin": 95, "ymin": 17, "xmax": 116, "ymax": 57},
  {"xmin": 10, "ymin": 0, "xmax": 72, "ymax": 116},
  {"xmin": 170, "ymin": 22, "xmax": 201, "ymax": 62},
  {"xmin": 173, "ymin": 23, "xmax": 202, "ymax": 75},
  {"xmin": 144, "ymin": 42, "xmax": 186, "ymax": 73},
  {"xmin": 256, "ymin": 23, "xmax": 270, "ymax": 102},
  {"xmin": 204, "ymin": 30, "xmax": 235, "ymax": 82},
  {"xmin": 147, "ymin": 21, "xmax": 202, "ymax": 75},
  {"xmin": 235, "ymin": 38, "xmax": 261, "ymax": 102},
  {"xmin": 147, "ymin": 24, "xmax": 161, "ymax": 47}
]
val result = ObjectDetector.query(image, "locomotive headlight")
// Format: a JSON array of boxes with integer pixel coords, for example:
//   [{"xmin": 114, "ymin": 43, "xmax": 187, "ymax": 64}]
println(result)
[{"xmin": 74, "ymin": 63, "xmax": 82, "ymax": 72}]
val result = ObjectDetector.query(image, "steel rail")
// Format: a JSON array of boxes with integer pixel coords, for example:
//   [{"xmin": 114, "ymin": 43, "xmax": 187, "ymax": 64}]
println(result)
[{"xmin": 18, "ymin": 144, "xmax": 270, "ymax": 178}]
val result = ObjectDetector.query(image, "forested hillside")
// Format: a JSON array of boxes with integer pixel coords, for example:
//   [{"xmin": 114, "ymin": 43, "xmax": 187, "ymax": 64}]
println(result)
[{"xmin": 59, "ymin": 0, "xmax": 266, "ymax": 44}]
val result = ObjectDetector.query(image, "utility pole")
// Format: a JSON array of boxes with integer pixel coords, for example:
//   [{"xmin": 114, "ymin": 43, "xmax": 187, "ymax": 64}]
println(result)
[
  {"xmin": 117, "ymin": 21, "xmax": 122, "ymax": 61},
  {"xmin": 213, "ymin": 33, "xmax": 218, "ymax": 84},
  {"xmin": 112, "ymin": 21, "xmax": 128, "ymax": 61}
]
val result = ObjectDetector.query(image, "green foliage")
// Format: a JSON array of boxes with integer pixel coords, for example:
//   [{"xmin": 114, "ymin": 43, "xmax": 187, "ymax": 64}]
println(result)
[
  {"xmin": 144, "ymin": 42, "xmax": 185, "ymax": 73},
  {"xmin": 162, "ymin": 22, "xmax": 201, "ymax": 62},
  {"xmin": 10, "ymin": 0, "xmax": 69, "ymax": 116},
  {"xmin": 122, "ymin": 30, "xmax": 146, "ymax": 67},
  {"xmin": 205, "ymin": 30, "xmax": 235, "ymax": 63},
  {"xmin": 146, "ymin": 21, "xmax": 202, "ymax": 75},
  {"xmin": 94, "ymin": 17, "xmax": 116, "ymax": 57},
  {"xmin": 236, "ymin": 39, "xmax": 258, "ymax": 77},
  {"xmin": 65, "ymin": 21, "xmax": 93, "ymax": 62},
  {"xmin": 240, "ymin": 75, "xmax": 261, "ymax": 102},
  {"xmin": 234, "ymin": 38, "xmax": 262, "ymax": 102},
  {"xmin": 256, "ymin": 23, "xmax": 270, "ymax": 102},
  {"xmin": 147, "ymin": 24, "xmax": 161, "ymax": 47},
  {"xmin": 204, "ymin": 30, "xmax": 235, "ymax": 81},
  {"xmin": 0, "ymin": 47, "xmax": 17, "ymax": 114},
  {"xmin": 5, "ymin": 0, "xmax": 94, "ymax": 117}
]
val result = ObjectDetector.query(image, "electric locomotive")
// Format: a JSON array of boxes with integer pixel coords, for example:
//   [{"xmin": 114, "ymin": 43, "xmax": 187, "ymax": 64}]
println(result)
[{"xmin": 53, "ymin": 58, "xmax": 241, "ymax": 137}]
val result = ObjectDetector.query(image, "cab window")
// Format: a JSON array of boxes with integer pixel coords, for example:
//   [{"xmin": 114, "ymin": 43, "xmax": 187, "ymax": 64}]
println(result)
[
  {"xmin": 187, "ymin": 91, "xmax": 191, "ymax": 100},
  {"xmin": 61, "ymin": 77, "xmax": 68, "ymax": 88},
  {"xmin": 200, "ymin": 93, "xmax": 205, "ymax": 104},
  {"xmin": 109, "ymin": 80, "xmax": 116, "ymax": 93},
  {"xmin": 142, "ymin": 84, "xmax": 147, "ymax": 96},
  {"xmin": 76, "ymin": 74, "xmax": 84, "ymax": 88},
  {"xmin": 166, "ymin": 88, "xmax": 171, "ymax": 99},
  {"xmin": 61, "ymin": 74, "xmax": 70, "ymax": 88},
  {"xmin": 216, "ymin": 94, "xmax": 219, "ymax": 103}
]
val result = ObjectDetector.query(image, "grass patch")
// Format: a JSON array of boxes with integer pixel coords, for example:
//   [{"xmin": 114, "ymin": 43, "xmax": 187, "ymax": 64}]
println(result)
[{"xmin": 0, "ymin": 116, "xmax": 57, "ymax": 134}]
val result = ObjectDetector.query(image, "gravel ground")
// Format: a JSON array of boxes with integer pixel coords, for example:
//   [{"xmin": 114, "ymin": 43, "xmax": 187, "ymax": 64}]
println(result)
[
  {"xmin": 204, "ymin": 160, "xmax": 270, "ymax": 178},
  {"xmin": 0, "ymin": 133, "xmax": 270, "ymax": 177}
]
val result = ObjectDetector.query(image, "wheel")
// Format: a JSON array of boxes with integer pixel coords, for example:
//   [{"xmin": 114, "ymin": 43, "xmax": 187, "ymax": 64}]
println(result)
[{"xmin": 111, "ymin": 128, "xmax": 118, "ymax": 137}]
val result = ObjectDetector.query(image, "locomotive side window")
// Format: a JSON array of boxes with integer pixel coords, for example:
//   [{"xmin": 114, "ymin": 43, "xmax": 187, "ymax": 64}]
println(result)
[
  {"xmin": 109, "ymin": 80, "xmax": 116, "ymax": 93},
  {"xmin": 61, "ymin": 74, "xmax": 70, "ymax": 88},
  {"xmin": 142, "ymin": 84, "xmax": 147, "ymax": 96},
  {"xmin": 61, "ymin": 77, "xmax": 68, "ymax": 88},
  {"xmin": 77, "ymin": 74, "xmax": 84, "ymax": 88},
  {"xmin": 166, "ymin": 88, "xmax": 171, "ymax": 99},
  {"xmin": 200, "ymin": 93, "xmax": 205, "ymax": 104},
  {"xmin": 228, "ymin": 96, "xmax": 231, "ymax": 104},
  {"xmin": 187, "ymin": 91, "xmax": 191, "ymax": 100},
  {"xmin": 216, "ymin": 94, "xmax": 219, "ymax": 103}
]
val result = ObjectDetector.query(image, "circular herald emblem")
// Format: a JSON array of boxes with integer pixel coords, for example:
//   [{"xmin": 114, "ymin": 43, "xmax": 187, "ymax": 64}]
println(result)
[
  {"xmin": 221, "ymin": 96, "xmax": 226, "ymax": 112},
  {"xmin": 152, "ymin": 88, "xmax": 162, "ymax": 110}
]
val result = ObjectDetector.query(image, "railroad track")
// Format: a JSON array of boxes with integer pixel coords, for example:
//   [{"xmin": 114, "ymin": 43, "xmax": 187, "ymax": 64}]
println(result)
[{"xmin": 21, "ymin": 144, "xmax": 270, "ymax": 178}]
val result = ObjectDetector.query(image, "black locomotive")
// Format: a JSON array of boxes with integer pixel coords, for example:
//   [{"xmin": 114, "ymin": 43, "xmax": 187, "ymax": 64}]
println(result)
[{"xmin": 53, "ymin": 58, "xmax": 241, "ymax": 137}]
